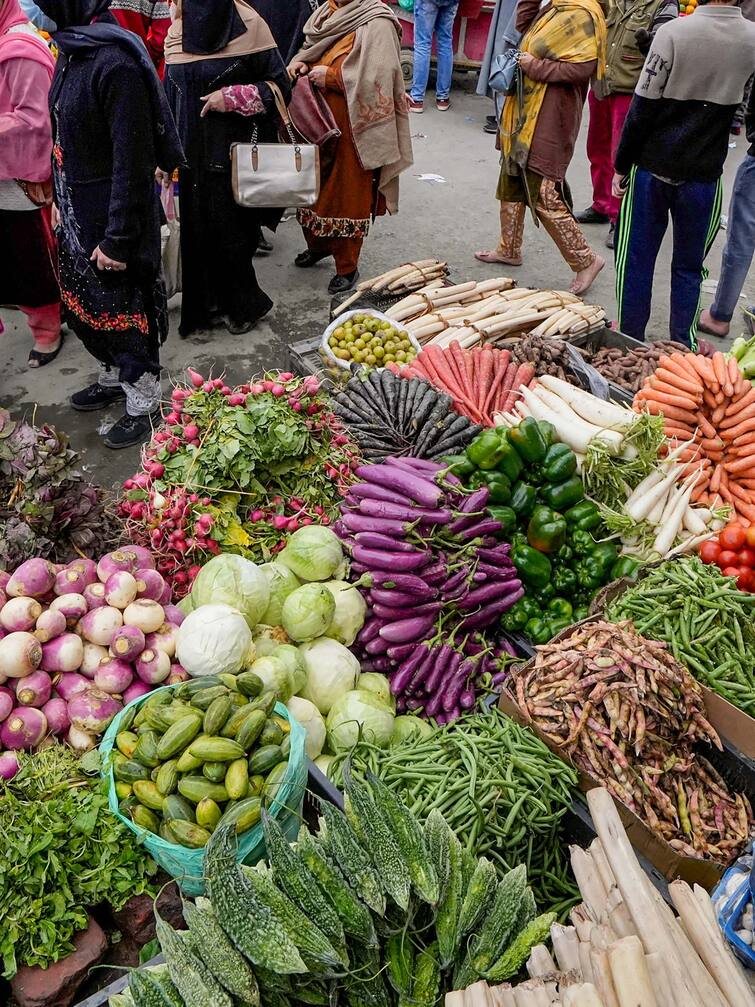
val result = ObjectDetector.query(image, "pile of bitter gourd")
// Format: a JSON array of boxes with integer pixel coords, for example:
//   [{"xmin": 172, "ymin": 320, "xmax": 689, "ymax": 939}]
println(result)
[{"xmin": 111, "ymin": 766, "xmax": 554, "ymax": 1007}]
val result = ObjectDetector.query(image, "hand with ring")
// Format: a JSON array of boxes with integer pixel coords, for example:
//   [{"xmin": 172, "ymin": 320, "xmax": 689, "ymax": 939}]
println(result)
[{"xmin": 91, "ymin": 245, "xmax": 126, "ymax": 271}]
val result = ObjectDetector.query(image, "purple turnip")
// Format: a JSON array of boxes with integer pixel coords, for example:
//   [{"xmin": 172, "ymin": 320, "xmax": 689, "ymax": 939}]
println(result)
[
  {"xmin": 67, "ymin": 557, "xmax": 98, "ymax": 584},
  {"xmin": 134, "ymin": 648, "xmax": 171, "ymax": 684},
  {"xmin": 162, "ymin": 604, "xmax": 185, "ymax": 627},
  {"xmin": 167, "ymin": 662, "xmax": 189, "ymax": 684},
  {"xmin": 83, "ymin": 582, "xmax": 107, "ymax": 610},
  {"xmin": 1, "ymin": 706, "xmax": 48, "ymax": 749},
  {"xmin": 67, "ymin": 723, "xmax": 96, "ymax": 752},
  {"xmin": 42, "ymin": 696, "xmax": 70, "ymax": 734},
  {"xmin": 94, "ymin": 658, "xmax": 133, "ymax": 695},
  {"xmin": 145, "ymin": 623, "xmax": 177, "ymax": 658},
  {"xmin": 134, "ymin": 568, "xmax": 166, "ymax": 602},
  {"xmin": 0, "ymin": 631, "xmax": 43, "ymax": 679},
  {"xmin": 97, "ymin": 550, "xmax": 138, "ymax": 582},
  {"xmin": 123, "ymin": 679, "xmax": 151, "ymax": 704},
  {"xmin": 49, "ymin": 592, "xmax": 88, "ymax": 625},
  {"xmin": 34, "ymin": 609, "xmax": 67, "ymax": 643},
  {"xmin": 104, "ymin": 570, "xmax": 138, "ymax": 610},
  {"xmin": 109, "ymin": 625, "xmax": 145, "ymax": 661},
  {"xmin": 67, "ymin": 688, "xmax": 121, "ymax": 734},
  {"xmin": 6, "ymin": 558, "xmax": 56, "ymax": 599},
  {"xmin": 123, "ymin": 599, "xmax": 165, "ymax": 634},
  {"xmin": 54, "ymin": 567, "xmax": 91, "ymax": 596},
  {"xmin": 78, "ymin": 606, "xmax": 123, "ymax": 647},
  {"xmin": 80, "ymin": 642, "xmax": 109, "ymax": 679},
  {"xmin": 15, "ymin": 670, "xmax": 52, "ymax": 708},
  {"xmin": 1, "ymin": 596, "xmax": 43, "ymax": 632},
  {"xmin": 122, "ymin": 545, "xmax": 154, "ymax": 569},
  {"xmin": 0, "ymin": 750, "xmax": 19, "ymax": 779},
  {"xmin": 0, "ymin": 686, "xmax": 13, "ymax": 721},
  {"xmin": 54, "ymin": 671, "xmax": 91, "ymax": 702},
  {"xmin": 40, "ymin": 632, "xmax": 84, "ymax": 673}
]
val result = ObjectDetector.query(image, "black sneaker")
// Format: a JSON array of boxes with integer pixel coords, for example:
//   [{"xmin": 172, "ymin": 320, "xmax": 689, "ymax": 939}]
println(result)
[
  {"xmin": 606, "ymin": 223, "xmax": 616, "ymax": 250},
  {"xmin": 328, "ymin": 270, "xmax": 359, "ymax": 294},
  {"xmin": 70, "ymin": 382, "xmax": 126, "ymax": 412},
  {"xmin": 575, "ymin": 206, "xmax": 610, "ymax": 225},
  {"xmin": 483, "ymin": 117, "xmax": 498, "ymax": 134},
  {"xmin": 103, "ymin": 411, "xmax": 159, "ymax": 450}
]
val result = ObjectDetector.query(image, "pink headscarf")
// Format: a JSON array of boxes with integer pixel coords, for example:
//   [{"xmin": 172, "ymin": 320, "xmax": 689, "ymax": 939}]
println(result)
[{"xmin": 0, "ymin": 0, "xmax": 55, "ymax": 183}]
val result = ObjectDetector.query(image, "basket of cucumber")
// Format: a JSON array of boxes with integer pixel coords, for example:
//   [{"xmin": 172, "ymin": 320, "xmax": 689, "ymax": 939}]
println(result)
[{"xmin": 99, "ymin": 675, "xmax": 307, "ymax": 895}]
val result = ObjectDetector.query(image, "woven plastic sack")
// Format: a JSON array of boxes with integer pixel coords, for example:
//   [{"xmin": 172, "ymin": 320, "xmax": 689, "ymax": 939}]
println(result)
[
  {"xmin": 711, "ymin": 841, "xmax": 755, "ymax": 969},
  {"xmin": 100, "ymin": 685, "xmax": 307, "ymax": 895}
]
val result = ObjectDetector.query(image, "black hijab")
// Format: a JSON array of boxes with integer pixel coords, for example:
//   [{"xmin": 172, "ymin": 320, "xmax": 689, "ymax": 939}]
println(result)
[
  {"xmin": 246, "ymin": 0, "xmax": 314, "ymax": 64},
  {"xmin": 37, "ymin": 0, "xmax": 184, "ymax": 171},
  {"xmin": 182, "ymin": 0, "xmax": 247, "ymax": 54}
]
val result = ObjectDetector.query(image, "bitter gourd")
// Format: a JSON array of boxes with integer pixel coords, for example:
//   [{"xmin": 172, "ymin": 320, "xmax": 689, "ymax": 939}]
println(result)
[
  {"xmin": 457, "ymin": 857, "xmax": 497, "ymax": 939},
  {"xmin": 424, "ymin": 808, "xmax": 451, "ymax": 904},
  {"xmin": 318, "ymin": 800, "xmax": 386, "ymax": 916},
  {"xmin": 412, "ymin": 942, "xmax": 441, "ymax": 1007},
  {"xmin": 482, "ymin": 912, "xmax": 556, "ymax": 982},
  {"xmin": 512, "ymin": 886, "xmax": 536, "ymax": 934},
  {"xmin": 469, "ymin": 864, "xmax": 528, "ymax": 976},
  {"xmin": 435, "ymin": 827, "xmax": 463, "ymax": 968},
  {"xmin": 182, "ymin": 897, "xmax": 260, "ymax": 1004},
  {"xmin": 127, "ymin": 968, "xmax": 183, "ymax": 1007},
  {"xmin": 156, "ymin": 916, "xmax": 232, "ymax": 1007},
  {"xmin": 385, "ymin": 932, "xmax": 414, "ymax": 998}
]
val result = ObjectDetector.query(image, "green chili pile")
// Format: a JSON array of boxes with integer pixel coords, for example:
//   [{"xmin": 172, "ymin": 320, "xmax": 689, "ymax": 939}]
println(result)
[
  {"xmin": 331, "ymin": 706, "xmax": 579, "ymax": 914},
  {"xmin": 605, "ymin": 556, "xmax": 755, "ymax": 716}
]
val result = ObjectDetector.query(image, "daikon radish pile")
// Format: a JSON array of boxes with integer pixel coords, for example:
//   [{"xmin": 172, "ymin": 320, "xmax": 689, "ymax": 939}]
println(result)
[
  {"xmin": 337, "ymin": 259, "xmax": 450, "ymax": 310},
  {"xmin": 444, "ymin": 787, "xmax": 755, "ymax": 1007}
]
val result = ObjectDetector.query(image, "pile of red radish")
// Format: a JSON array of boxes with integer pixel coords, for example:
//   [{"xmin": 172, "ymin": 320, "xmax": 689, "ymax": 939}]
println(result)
[
  {"xmin": 335, "ymin": 458, "xmax": 521, "ymax": 723},
  {"xmin": 0, "ymin": 547, "xmax": 185, "ymax": 779}
]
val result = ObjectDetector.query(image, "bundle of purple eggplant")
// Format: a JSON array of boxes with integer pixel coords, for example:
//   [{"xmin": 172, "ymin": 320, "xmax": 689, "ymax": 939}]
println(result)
[{"xmin": 334, "ymin": 456, "xmax": 523, "ymax": 722}]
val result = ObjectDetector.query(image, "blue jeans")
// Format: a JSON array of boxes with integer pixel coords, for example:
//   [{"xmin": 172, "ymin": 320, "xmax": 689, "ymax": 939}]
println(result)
[
  {"xmin": 410, "ymin": 0, "xmax": 459, "ymax": 102},
  {"xmin": 615, "ymin": 166, "xmax": 723, "ymax": 347},
  {"xmin": 711, "ymin": 155, "xmax": 755, "ymax": 323}
]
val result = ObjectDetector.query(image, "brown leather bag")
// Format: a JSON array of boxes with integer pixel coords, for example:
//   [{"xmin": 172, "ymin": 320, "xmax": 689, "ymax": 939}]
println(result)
[{"xmin": 281, "ymin": 74, "xmax": 341, "ymax": 168}]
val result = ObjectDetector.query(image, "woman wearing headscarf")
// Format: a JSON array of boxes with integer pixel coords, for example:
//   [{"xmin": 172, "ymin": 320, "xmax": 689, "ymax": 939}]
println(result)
[
  {"xmin": 0, "ymin": 0, "xmax": 61, "ymax": 367},
  {"xmin": 34, "ymin": 0, "xmax": 183, "ymax": 449},
  {"xmin": 248, "ymin": 0, "xmax": 314, "ymax": 65},
  {"xmin": 163, "ymin": 0, "xmax": 290, "ymax": 337},
  {"xmin": 289, "ymin": 0, "xmax": 413, "ymax": 294},
  {"xmin": 475, "ymin": 0, "xmax": 607, "ymax": 296}
]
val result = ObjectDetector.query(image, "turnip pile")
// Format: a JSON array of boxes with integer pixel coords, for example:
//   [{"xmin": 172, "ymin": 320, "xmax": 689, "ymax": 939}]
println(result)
[
  {"xmin": 0, "ymin": 548, "xmax": 183, "ymax": 776},
  {"xmin": 336, "ymin": 458, "xmax": 521, "ymax": 720}
]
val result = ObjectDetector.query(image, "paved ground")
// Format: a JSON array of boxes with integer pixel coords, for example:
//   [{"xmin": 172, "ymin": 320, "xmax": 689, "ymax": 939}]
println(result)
[{"xmin": 1, "ymin": 77, "xmax": 753, "ymax": 487}]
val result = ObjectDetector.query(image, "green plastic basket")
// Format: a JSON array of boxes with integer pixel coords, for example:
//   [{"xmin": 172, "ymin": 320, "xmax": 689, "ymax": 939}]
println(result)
[{"xmin": 100, "ymin": 685, "xmax": 307, "ymax": 895}]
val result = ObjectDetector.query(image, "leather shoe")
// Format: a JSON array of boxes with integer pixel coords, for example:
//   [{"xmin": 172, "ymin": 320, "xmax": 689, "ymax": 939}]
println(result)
[
  {"xmin": 294, "ymin": 249, "xmax": 330, "ymax": 268},
  {"xmin": 328, "ymin": 270, "xmax": 359, "ymax": 294},
  {"xmin": 575, "ymin": 206, "xmax": 610, "ymax": 224}
]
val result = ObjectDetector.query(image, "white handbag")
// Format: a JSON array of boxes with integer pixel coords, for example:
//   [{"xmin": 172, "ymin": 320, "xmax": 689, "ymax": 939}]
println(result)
[
  {"xmin": 160, "ymin": 184, "xmax": 181, "ymax": 298},
  {"xmin": 231, "ymin": 80, "xmax": 320, "ymax": 209}
]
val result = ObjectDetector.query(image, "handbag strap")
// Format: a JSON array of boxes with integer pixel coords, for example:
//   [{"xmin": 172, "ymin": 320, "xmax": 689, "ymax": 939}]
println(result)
[{"xmin": 250, "ymin": 79, "xmax": 306, "ymax": 146}]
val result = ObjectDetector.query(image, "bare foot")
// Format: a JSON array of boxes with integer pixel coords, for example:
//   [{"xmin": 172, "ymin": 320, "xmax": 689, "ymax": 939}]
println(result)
[
  {"xmin": 698, "ymin": 307, "xmax": 730, "ymax": 337},
  {"xmin": 570, "ymin": 255, "xmax": 605, "ymax": 296},
  {"xmin": 475, "ymin": 249, "xmax": 522, "ymax": 266}
]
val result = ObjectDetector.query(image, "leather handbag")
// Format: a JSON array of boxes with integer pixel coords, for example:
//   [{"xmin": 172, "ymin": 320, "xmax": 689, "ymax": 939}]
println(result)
[
  {"xmin": 231, "ymin": 80, "xmax": 320, "ymax": 209},
  {"xmin": 284, "ymin": 74, "xmax": 340, "ymax": 156},
  {"xmin": 489, "ymin": 48, "xmax": 522, "ymax": 95}
]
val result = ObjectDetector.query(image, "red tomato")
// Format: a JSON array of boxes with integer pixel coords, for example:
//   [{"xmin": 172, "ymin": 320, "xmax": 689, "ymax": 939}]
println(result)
[
  {"xmin": 737, "ymin": 568, "xmax": 755, "ymax": 592},
  {"xmin": 738, "ymin": 548, "xmax": 755, "ymax": 568},
  {"xmin": 718, "ymin": 550, "xmax": 740, "ymax": 570},
  {"xmin": 746, "ymin": 525, "xmax": 755, "ymax": 549},
  {"xmin": 699, "ymin": 540, "xmax": 722, "ymax": 564},
  {"xmin": 720, "ymin": 524, "xmax": 747, "ymax": 551},
  {"xmin": 722, "ymin": 566, "xmax": 741, "ymax": 578}
]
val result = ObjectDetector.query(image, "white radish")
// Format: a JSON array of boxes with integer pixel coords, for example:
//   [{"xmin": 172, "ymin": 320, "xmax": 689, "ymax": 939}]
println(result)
[
  {"xmin": 623, "ymin": 469, "xmax": 665, "ymax": 513},
  {"xmin": 520, "ymin": 386, "xmax": 600, "ymax": 454},
  {"xmin": 646, "ymin": 485, "xmax": 671, "ymax": 527},
  {"xmin": 533, "ymin": 385, "xmax": 626, "ymax": 455},
  {"xmin": 683, "ymin": 506, "xmax": 708, "ymax": 536},
  {"xmin": 537, "ymin": 374, "xmax": 635, "ymax": 430},
  {"xmin": 653, "ymin": 480, "xmax": 695, "ymax": 557},
  {"xmin": 625, "ymin": 465, "xmax": 685, "ymax": 523},
  {"xmin": 665, "ymin": 530, "xmax": 719, "ymax": 559}
]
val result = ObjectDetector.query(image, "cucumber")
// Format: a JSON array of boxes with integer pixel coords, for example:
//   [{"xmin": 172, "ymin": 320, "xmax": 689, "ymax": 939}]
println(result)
[
  {"xmin": 175, "ymin": 676, "xmax": 222, "ymax": 699},
  {"xmin": 163, "ymin": 793, "xmax": 196, "ymax": 823},
  {"xmin": 218, "ymin": 795, "xmax": 261, "ymax": 835},
  {"xmin": 236, "ymin": 709, "xmax": 267, "ymax": 751},
  {"xmin": 249, "ymin": 745, "xmax": 283, "ymax": 776},
  {"xmin": 272, "ymin": 715, "xmax": 291, "ymax": 735},
  {"xmin": 176, "ymin": 745, "xmax": 204, "ymax": 773},
  {"xmin": 114, "ymin": 781, "xmax": 132, "ymax": 800},
  {"xmin": 118, "ymin": 704, "xmax": 137, "ymax": 734},
  {"xmin": 259, "ymin": 720, "xmax": 284, "ymax": 747},
  {"xmin": 156, "ymin": 759, "xmax": 179, "ymax": 796},
  {"xmin": 203, "ymin": 695, "xmax": 233, "ymax": 736},
  {"xmin": 217, "ymin": 673, "xmax": 238, "ymax": 690},
  {"xmin": 263, "ymin": 760, "xmax": 289, "ymax": 807},
  {"xmin": 150, "ymin": 766, "xmax": 161, "ymax": 782},
  {"xmin": 133, "ymin": 780, "xmax": 166, "ymax": 811},
  {"xmin": 133, "ymin": 730, "xmax": 161, "ymax": 768},
  {"xmin": 178, "ymin": 776, "xmax": 229, "ymax": 804},
  {"xmin": 236, "ymin": 671, "xmax": 263, "ymax": 698},
  {"xmin": 203, "ymin": 761, "xmax": 228, "ymax": 783},
  {"xmin": 249, "ymin": 691, "xmax": 277, "ymax": 717},
  {"xmin": 169, "ymin": 819, "xmax": 211, "ymax": 848},
  {"xmin": 114, "ymin": 759, "xmax": 152, "ymax": 784},
  {"xmin": 280, "ymin": 734, "xmax": 291, "ymax": 759},
  {"xmin": 220, "ymin": 703, "xmax": 257, "ymax": 739},
  {"xmin": 116, "ymin": 731, "xmax": 139, "ymax": 758},
  {"xmin": 196, "ymin": 797, "xmax": 222, "ymax": 831},
  {"xmin": 156, "ymin": 714, "xmax": 203, "ymax": 761},
  {"xmin": 225, "ymin": 758, "xmax": 249, "ymax": 800},
  {"xmin": 190, "ymin": 686, "xmax": 229, "ymax": 711},
  {"xmin": 189, "ymin": 736, "xmax": 245, "ymax": 762},
  {"xmin": 248, "ymin": 774, "xmax": 265, "ymax": 796},
  {"xmin": 132, "ymin": 804, "xmax": 160, "ymax": 833}
]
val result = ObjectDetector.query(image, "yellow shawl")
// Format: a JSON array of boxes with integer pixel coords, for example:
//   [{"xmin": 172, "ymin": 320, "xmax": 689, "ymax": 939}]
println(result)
[{"xmin": 501, "ymin": 0, "xmax": 606, "ymax": 168}]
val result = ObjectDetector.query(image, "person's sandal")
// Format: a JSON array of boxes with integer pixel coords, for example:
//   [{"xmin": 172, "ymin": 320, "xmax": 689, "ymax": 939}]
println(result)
[{"xmin": 28, "ymin": 333, "xmax": 65, "ymax": 369}]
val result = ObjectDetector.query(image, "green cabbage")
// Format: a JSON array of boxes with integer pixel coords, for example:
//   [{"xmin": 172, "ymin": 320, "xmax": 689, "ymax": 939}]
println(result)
[
  {"xmin": 176, "ymin": 603, "xmax": 252, "ymax": 677},
  {"xmin": 281, "ymin": 583, "xmax": 335, "ymax": 642},
  {"xmin": 277, "ymin": 526, "xmax": 343, "ymax": 582},
  {"xmin": 190, "ymin": 555, "xmax": 269, "ymax": 629},
  {"xmin": 286, "ymin": 695, "xmax": 327, "ymax": 758},
  {"xmin": 326, "ymin": 689, "xmax": 395, "ymax": 751},
  {"xmin": 271, "ymin": 643, "xmax": 306, "ymax": 694},
  {"xmin": 322, "ymin": 580, "xmax": 367, "ymax": 647},
  {"xmin": 249, "ymin": 655, "xmax": 293, "ymax": 701},
  {"xmin": 298, "ymin": 638, "xmax": 360, "ymax": 714},
  {"xmin": 390, "ymin": 715, "xmax": 434, "ymax": 746},
  {"xmin": 259, "ymin": 562, "xmax": 301, "ymax": 625},
  {"xmin": 252, "ymin": 624, "xmax": 289, "ymax": 657},
  {"xmin": 357, "ymin": 672, "xmax": 394, "ymax": 712}
]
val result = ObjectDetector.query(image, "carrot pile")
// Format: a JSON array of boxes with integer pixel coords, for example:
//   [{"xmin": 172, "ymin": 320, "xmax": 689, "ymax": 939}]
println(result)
[
  {"xmin": 391, "ymin": 340, "xmax": 536, "ymax": 426},
  {"xmin": 633, "ymin": 350, "xmax": 755, "ymax": 522}
]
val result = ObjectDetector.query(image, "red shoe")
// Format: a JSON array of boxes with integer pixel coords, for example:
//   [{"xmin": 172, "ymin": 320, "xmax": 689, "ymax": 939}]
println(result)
[
  {"xmin": 407, "ymin": 97, "xmax": 424, "ymax": 113},
  {"xmin": 437, "ymin": 98, "xmax": 450, "ymax": 111}
]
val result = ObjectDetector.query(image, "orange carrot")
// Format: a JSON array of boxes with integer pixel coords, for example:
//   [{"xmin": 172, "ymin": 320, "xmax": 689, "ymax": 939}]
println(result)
[
  {"xmin": 703, "ymin": 389, "xmax": 719, "ymax": 410},
  {"xmin": 699, "ymin": 437, "xmax": 725, "ymax": 451},
  {"xmin": 645, "ymin": 378, "xmax": 701, "ymax": 402},
  {"xmin": 725, "ymin": 453, "xmax": 755, "ymax": 474},
  {"xmin": 734, "ymin": 373, "xmax": 746, "ymax": 396},
  {"xmin": 692, "ymin": 412, "xmax": 717, "ymax": 439},
  {"xmin": 736, "ymin": 501, "xmax": 755, "ymax": 522},
  {"xmin": 727, "ymin": 356, "xmax": 740, "ymax": 386},
  {"xmin": 722, "ymin": 415, "xmax": 755, "ymax": 440},
  {"xmin": 653, "ymin": 366, "xmax": 702, "ymax": 396},
  {"xmin": 711, "ymin": 404, "xmax": 727, "ymax": 426},
  {"xmin": 723, "ymin": 386, "xmax": 755, "ymax": 418},
  {"xmin": 727, "ymin": 478, "xmax": 755, "ymax": 501},
  {"xmin": 641, "ymin": 400, "xmax": 697, "ymax": 423},
  {"xmin": 710, "ymin": 464, "xmax": 724, "ymax": 494},
  {"xmin": 637, "ymin": 388, "xmax": 699, "ymax": 411},
  {"xmin": 712, "ymin": 352, "xmax": 728, "ymax": 387}
]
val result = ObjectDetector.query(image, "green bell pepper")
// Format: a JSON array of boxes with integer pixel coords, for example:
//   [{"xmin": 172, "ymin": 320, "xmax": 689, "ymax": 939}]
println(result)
[
  {"xmin": 511, "ymin": 543, "xmax": 552, "ymax": 589},
  {"xmin": 564, "ymin": 499, "xmax": 602, "ymax": 531},
  {"xmin": 510, "ymin": 482, "xmax": 537, "ymax": 519},
  {"xmin": 466, "ymin": 429, "xmax": 506, "ymax": 470},
  {"xmin": 481, "ymin": 471, "xmax": 512, "ymax": 504},
  {"xmin": 542, "ymin": 443, "xmax": 577, "ymax": 483},
  {"xmin": 468, "ymin": 471, "xmax": 488, "ymax": 491},
  {"xmin": 527, "ymin": 505, "xmax": 567, "ymax": 553},
  {"xmin": 509, "ymin": 417, "xmax": 548, "ymax": 464},
  {"xmin": 573, "ymin": 605, "xmax": 590, "ymax": 621},
  {"xmin": 501, "ymin": 596, "xmax": 541, "ymax": 632},
  {"xmin": 488, "ymin": 505, "xmax": 517, "ymax": 536},
  {"xmin": 571, "ymin": 529, "xmax": 597, "ymax": 557},
  {"xmin": 547, "ymin": 616, "xmax": 573, "ymax": 636},
  {"xmin": 442, "ymin": 454, "xmax": 476, "ymax": 478},
  {"xmin": 547, "ymin": 597, "xmax": 573, "ymax": 620},
  {"xmin": 532, "ymin": 582, "xmax": 556, "ymax": 605},
  {"xmin": 538, "ymin": 420, "xmax": 556, "ymax": 448},
  {"xmin": 555, "ymin": 544, "xmax": 574, "ymax": 565},
  {"xmin": 610, "ymin": 556, "xmax": 641, "ymax": 581},
  {"xmin": 494, "ymin": 433, "xmax": 524, "ymax": 483},
  {"xmin": 540, "ymin": 476, "xmax": 584, "ymax": 512},
  {"xmin": 525, "ymin": 617, "xmax": 552, "ymax": 645},
  {"xmin": 552, "ymin": 566, "xmax": 577, "ymax": 595},
  {"xmin": 575, "ymin": 559, "xmax": 603, "ymax": 592},
  {"xmin": 590, "ymin": 543, "xmax": 619, "ymax": 580}
]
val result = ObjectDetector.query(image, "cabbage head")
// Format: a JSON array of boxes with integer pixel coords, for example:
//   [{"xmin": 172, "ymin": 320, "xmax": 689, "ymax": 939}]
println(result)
[
  {"xmin": 259, "ymin": 562, "xmax": 301, "ymax": 625},
  {"xmin": 249, "ymin": 655, "xmax": 293, "ymax": 701},
  {"xmin": 271, "ymin": 643, "xmax": 306, "ymax": 694},
  {"xmin": 357, "ymin": 672, "xmax": 394, "ymax": 712},
  {"xmin": 298, "ymin": 638, "xmax": 360, "ymax": 714},
  {"xmin": 190, "ymin": 554, "xmax": 269, "ymax": 629},
  {"xmin": 322, "ymin": 580, "xmax": 366, "ymax": 647},
  {"xmin": 326, "ymin": 690, "xmax": 395, "ymax": 751},
  {"xmin": 278, "ymin": 526, "xmax": 343, "ymax": 582},
  {"xmin": 252, "ymin": 624, "xmax": 289, "ymax": 657},
  {"xmin": 281, "ymin": 583, "xmax": 335, "ymax": 642},
  {"xmin": 390, "ymin": 715, "xmax": 434, "ymax": 746},
  {"xmin": 176, "ymin": 603, "xmax": 252, "ymax": 677},
  {"xmin": 286, "ymin": 695, "xmax": 326, "ymax": 758}
]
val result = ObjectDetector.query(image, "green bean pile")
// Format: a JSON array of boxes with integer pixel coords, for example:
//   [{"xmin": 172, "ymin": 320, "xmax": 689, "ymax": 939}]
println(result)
[
  {"xmin": 332, "ymin": 706, "xmax": 579, "ymax": 914},
  {"xmin": 605, "ymin": 556, "xmax": 755, "ymax": 716}
]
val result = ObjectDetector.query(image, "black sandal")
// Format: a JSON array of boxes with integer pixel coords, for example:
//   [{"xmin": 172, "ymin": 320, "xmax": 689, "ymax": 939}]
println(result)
[
  {"xmin": 294, "ymin": 250, "xmax": 331, "ymax": 268},
  {"xmin": 28, "ymin": 332, "xmax": 65, "ymax": 369}
]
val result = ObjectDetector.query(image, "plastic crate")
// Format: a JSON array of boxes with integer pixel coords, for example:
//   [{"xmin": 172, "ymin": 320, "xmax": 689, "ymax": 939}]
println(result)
[{"xmin": 566, "ymin": 327, "xmax": 653, "ymax": 405}]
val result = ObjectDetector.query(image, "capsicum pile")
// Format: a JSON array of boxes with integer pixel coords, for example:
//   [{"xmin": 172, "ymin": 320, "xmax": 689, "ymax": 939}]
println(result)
[{"xmin": 445, "ymin": 418, "xmax": 638, "ymax": 643}]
